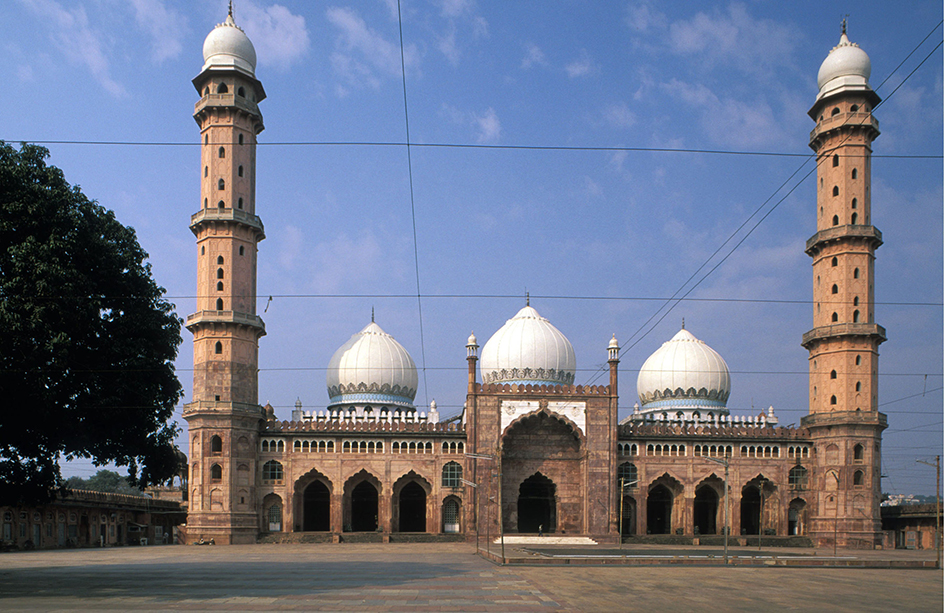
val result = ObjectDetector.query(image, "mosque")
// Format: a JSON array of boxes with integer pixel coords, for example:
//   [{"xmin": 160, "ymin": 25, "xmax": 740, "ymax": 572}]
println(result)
[{"xmin": 183, "ymin": 9, "xmax": 887, "ymax": 548}]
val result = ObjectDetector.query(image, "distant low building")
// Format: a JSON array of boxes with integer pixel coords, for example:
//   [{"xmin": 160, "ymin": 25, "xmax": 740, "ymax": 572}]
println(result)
[{"xmin": 881, "ymin": 503, "xmax": 941, "ymax": 550}]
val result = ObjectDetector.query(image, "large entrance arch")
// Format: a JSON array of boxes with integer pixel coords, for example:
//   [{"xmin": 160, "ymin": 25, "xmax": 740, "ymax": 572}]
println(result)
[
  {"xmin": 740, "ymin": 486, "xmax": 761, "ymax": 535},
  {"xmin": 351, "ymin": 481, "xmax": 378, "ymax": 531},
  {"xmin": 694, "ymin": 484, "xmax": 719, "ymax": 535},
  {"xmin": 517, "ymin": 473, "xmax": 556, "ymax": 533},
  {"xmin": 647, "ymin": 485, "xmax": 673, "ymax": 534},
  {"xmin": 398, "ymin": 482, "xmax": 427, "ymax": 532},
  {"xmin": 303, "ymin": 481, "xmax": 331, "ymax": 531}
]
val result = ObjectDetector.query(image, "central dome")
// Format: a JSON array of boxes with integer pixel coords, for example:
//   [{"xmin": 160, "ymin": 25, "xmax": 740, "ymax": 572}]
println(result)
[
  {"xmin": 326, "ymin": 322, "xmax": 418, "ymax": 410},
  {"xmin": 202, "ymin": 10, "xmax": 257, "ymax": 76},
  {"xmin": 817, "ymin": 31, "xmax": 871, "ymax": 94},
  {"xmin": 480, "ymin": 305, "xmax": 576, "ymax": 387}
]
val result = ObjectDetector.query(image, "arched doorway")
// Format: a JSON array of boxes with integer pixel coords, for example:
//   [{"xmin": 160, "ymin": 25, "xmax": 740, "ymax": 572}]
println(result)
[
  {"xmin": 398, "ymin": 481, "xmax": 426, "ymax": 532},
  {"xmin": 620, "ymin": 496, "xmax": 636, "ymax": 536},
  {"xmin": 694, "ymin": 485, "xmax": 719, "ymax": 535},
  {"xmin": 647, "ymin": 485, "xmax": 673, "ymax": 534},
  {"xmin": 303, "ymin": 481, "xmax": 331, "ymax": 531},
  {"xmin": 442, "ymin": 497, "xmax": 461, "ymax": 533},
  {"xmin": 788, "ymin": 498, "xmax": 807, "ymax": 535},
  {"xmin": 740, "ymin": 486, "xmax": 761, "ymax": 535},
  {"xmin": 351, "ymin": 481, "xmax": 378, "ymax": 531},
  {"xmin": 517, "ymin": 473, "xmax": 556, "ymax": 533}
]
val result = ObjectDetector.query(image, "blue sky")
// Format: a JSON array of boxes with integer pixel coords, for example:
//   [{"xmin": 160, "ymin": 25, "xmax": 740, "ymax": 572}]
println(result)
[{"xmin": 3, "ymin": 1, "xmax": 941, "ymax": 494}]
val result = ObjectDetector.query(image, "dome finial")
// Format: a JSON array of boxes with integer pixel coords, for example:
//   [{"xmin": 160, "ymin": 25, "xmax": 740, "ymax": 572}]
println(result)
[
  {"xmin": 681, "ymin": 317, "xmax": 685, "ymax": 330},
  {"xmin": 841, "ymin": 15, "xmax": 847, "ymax": 36},
  {"xmin": 526, "ymin": 290, "xmax": 530, "ymax": 307},
  {"xmin": 371, "ymin": 306, "xmax": 375, "ymax": 323},
  {"xmin": 229, "ymin": 0, "xmax": 234, "ymax": 20}
]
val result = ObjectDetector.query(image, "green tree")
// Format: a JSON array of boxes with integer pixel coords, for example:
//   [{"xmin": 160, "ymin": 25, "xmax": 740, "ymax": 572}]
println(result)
[
  {"xmin": 0, "ymin": 142, "xmax": 183, "ymax": 503},
  {"xmin": 65, "ymin": 470, "xmax": 143, "ymax": 496}
]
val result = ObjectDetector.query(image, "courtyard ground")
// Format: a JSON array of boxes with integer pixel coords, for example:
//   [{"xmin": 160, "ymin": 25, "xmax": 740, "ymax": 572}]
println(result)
[{"xmin": 0, "ymin": 542, "xmax": 940, "ymax": 611}]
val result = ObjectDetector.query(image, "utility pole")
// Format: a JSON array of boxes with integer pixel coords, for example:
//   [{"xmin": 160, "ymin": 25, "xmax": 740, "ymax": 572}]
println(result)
[
  {"xmin": 618, "ymin": 478, "xmax": 638, "ymax": 550},
  {"xmin": 702, "ymin": 456, "xmax": 729, "ymax": 564},
  {"xmin": 916, "ymin": 456, "xmax": 941, "ymax": 569},
  {"xmin": 758, "ymin": 478, "xmax": 766, "ymax": 552}
]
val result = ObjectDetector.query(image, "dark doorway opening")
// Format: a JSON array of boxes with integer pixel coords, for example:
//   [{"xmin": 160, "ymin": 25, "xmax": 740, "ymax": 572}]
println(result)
[
  {"xmin": 693, "ymin": 485, "xmax": 718, "ymax": 535},
  {"xmin": 621, "ymin": 496, "xmax": 636, "ymax": 536},
  {"xmin": 647, "ymin": 485, "xmax": 673, "ymax": 534},
  {"xmin": 517, "ymin": 474, "xmax": 556, "ymax": 533},
  {"xmin": 740, "ymin": 487, "xmax": 761, "ymax": 535},
  {"xmin": 398, "ymin": 482, "xmax": 426, "ymax": 532},
  {"xmin": 351, "ymin": 481, "xmax": 378, "ymax": 531},
  {"xmin": 303, "ymin": 481, "xmax": 331, "ymax": 531}
]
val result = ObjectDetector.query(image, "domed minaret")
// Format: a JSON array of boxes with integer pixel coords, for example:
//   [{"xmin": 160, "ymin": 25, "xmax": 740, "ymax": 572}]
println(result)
[
  {"xmin": 801, "ymin": 22, "xmax": 886, "ymax": 549},
  {"xmin": 183, "ymin": 4, "xmax": 267, "ymax": 545}
]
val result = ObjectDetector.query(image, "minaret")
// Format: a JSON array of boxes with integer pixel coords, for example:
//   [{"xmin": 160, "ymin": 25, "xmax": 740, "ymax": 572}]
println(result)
[
  {"xmin": 182, "ymin": 6, "xmax": 266, "ymax": 545},
  {"xmin": 801, "ymin": 23, "xmax": 887, "ymax": 549}
]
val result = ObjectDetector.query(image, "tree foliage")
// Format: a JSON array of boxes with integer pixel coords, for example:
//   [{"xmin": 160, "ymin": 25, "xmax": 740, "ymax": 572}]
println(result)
[
  {"xmin": 65, "ymin": 469, "xmax": 143, "ymax": 496},
  {"xmin": 0, "ymin": 142, "xmax": 183, "ymax": 503}
]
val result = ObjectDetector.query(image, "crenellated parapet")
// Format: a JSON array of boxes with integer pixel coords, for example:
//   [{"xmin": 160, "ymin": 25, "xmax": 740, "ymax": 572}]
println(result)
[
  {"xmin": 618, "ymin": 422, "xmax": 809, "ymax": 441},
  {"xmin": 263, "ymin": 418, "xmax": 466, "ymax": 434},
  {"xmin": 475, "ymin": 382, "xmax": 611, "ymax": 396}
]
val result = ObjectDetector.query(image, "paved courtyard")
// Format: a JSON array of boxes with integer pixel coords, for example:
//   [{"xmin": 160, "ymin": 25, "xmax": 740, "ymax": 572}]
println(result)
[{"xmin": 0, "ymin": 543, "xmax": 940, "ymax": 611}]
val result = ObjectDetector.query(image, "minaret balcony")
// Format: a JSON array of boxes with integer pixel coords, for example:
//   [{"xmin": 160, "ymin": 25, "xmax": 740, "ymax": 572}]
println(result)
[
  {"xmin": 194, "ymin": 93, "xmax": 261, "ymax": 118},
  {"xmin": 183, "ymin": 400, "xmax": 266, "ymax": 419},
  {"xmin": 801, "ymin": 322, "xmax": 886, "ymax": 349},
  {"xmin": 190, "ymin": 208, "xmax": 265, "ymax": 239},
  {"xmin": 810, "ymin": 111, "xmax": 879, "ymax": 147},
  {"xmin": 805, "ymin": 224, "xmax": 882, "ymax": 256},
  {"xmin": 186, "ymin": 309, "xmax": 266, "ymax": 334}
]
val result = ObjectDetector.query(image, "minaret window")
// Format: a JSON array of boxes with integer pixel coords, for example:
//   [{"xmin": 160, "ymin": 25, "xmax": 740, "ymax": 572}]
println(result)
[
  {"xmin": 831, "ymin": 107, "xmax": 840, "ymax": 116},
  {"xmin": 217, "ymin": 268, "xmax": 224, "ymax": 279},
  {"xmin": 238, "ymin": 165, "xmax": 243, "ymax": 177},
  {"xmin": 215, "ymin": 342, "xmax": 222, "ymax": 355},
  {"xmin": 238, "ymin": 134, "xmax": 244, "ymax": 145},
  {"xmin": 853, "ymin": 296, "xmax": 859, "ymax": 306},
  {"xmin": 217, "ymin": 256, "xmax": 224, "ymax": 265},
  {"xmin": 856, "ymin": 356, "xmax": 861, "ymax": 366},
  {"xmin": 211, "ymin": 436, "xmax": 223, "ymax": 453},
  {"xmin": 853, "ymin": 310, "xmax": 860, "ymax": 322},
  {"xmin": 204, "ymin": 166, "xmax": 208, "ymax": 177},
  {"xmin": 216, "ymin": 298, "xmax": 224, "ymax": 310},
  {"xmin": 204, "ymin": 198, "xmax": 208, "ymax": 208},
  {"xmin": 218, "ymin": 147, "xmax": 225, "ymax": 159},
  {"xmin": 830, "ymin": 395, "xmax": 837, "ymax": 405},
  {"xmin": 218, "ymin": 179, "xmax": 225, "ymax": 190},
  {"xmin": 217, "ymin": 282, "xmax": 223, "ymax": 291},
  {"xmin": 211, "ymin": 464, "xmax": 222, "ymax": 482},
  {"xmin": 851, "ymin": 198, "xmax": 857, "ymax": 209},
  {"xmin": 218, "ymin": 200, "xmax": 225, "ymax": 209},
  {"xmin": 237, "ymin": 86, "xmax": 245, "ymax": 97},
  {"xmin": 855, "ymin": 382, "xmax": 861, "ymax": 392},
  {"xmin": 831, "ymin": 312, "xmax": 838, "ymax": 322},
  {"xmin": 203, "ymin": 86, "xmax": 209, "ymax": 96},
  {"xmin": 217, "ymin": 82, "xmax": 228, "ymax": 94},
  {"xmin": 853, "ymin": 268, "xmax": 859, "ymax": 278},
  {"xmin": 201, "ymin": 246, "xmax": 205, "ymax": 255},
  {"xmin": 239, "ymin": 246, "xmax": 245, "ymax": 256},
  {"xmin": 204, "ymin": 134, "xmax": 208, "ymax": 145},
  {"xmin": 832, "ymin": 155, "xmax": 839, "ymax": 167},
  {"xmin": 853, "ymin": 470, "xmax": 864, "ymax": 486},
  {"xmin": 850, "ymin": 105, "xmax": 859, "ymax": 113},
  {"xmin": 831, "ymin": 257, "xmax": 838, "ymax": 267},
  {"xmin": 832, "ymin": 186, "xmax": 839, "ymax": 196},
  {"xmin": 830, "ymin": 370, "xmax": 837, "ymax": 379},
  {"xmin": 831, "ymin": 284, "xmax": 838, "ymax": 294},
  {"xmin": 851, "ymin": 213, "xmax": 858, "ymax": 224},
  {"xmin": 237, "ymin": 197, "xmax": 243, "ymax": 209},
  {"xmin": 852, "ymin": 168, "xmax": 858, "ymax": 179},
  {"xmin": 832, "ymin": 215, "xmax": 839, "ymax": 226}
]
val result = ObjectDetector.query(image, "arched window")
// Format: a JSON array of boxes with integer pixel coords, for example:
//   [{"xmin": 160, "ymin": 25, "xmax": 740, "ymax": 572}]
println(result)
[
  {"xmin": 210, "ymin": 464, "xmax": 222, "ymax": 482},
  {"xmin": 788, "ymin": 465, "xmax": 808, "ymax": 490},
  {"xmin": 617, "ymin": 462, "xmax": 638, "ymax": 488},
  {"xmin": 217, "ymin": 268, "xmax": 224, "ymax": 279},
  {"xmin": 217, "ymin": 82, "xmax": 228, "ymax": 94},
  {"xmin": 217, "ymin": 256, "xmax": 224, "ymax": 265},
  {"xmin": 853, "ymin": 470, "xmax": 864, "ymax": 486},
  {"xmin": 832, "ymin": 186, "xmax": 839, "ymax": 197},
  {"xmin": 850, "ymin": 104, "xmax": 859, "ymax": 113},
  {"xmin": 204, "ymin": 198, "xmax": 208, "ymax": 208},
  {"xmin": 203, "ymin": 86, "xmax": 210, "ymax": 96},
  {"xmin": 853, "ymin": 310, "xmax": 860, "ymax": 322},
  {"xmin": 238, "ymin": 197, "xmax": 243, "ymax": 209},
  {"xmin": 218, "ymin": 178, "xmax": 225, "ymax": 190},
  {"xmin": 851, "ymin": 198, "xmax": 857, "ymax": 209},
  {"xmin": 237, "ymin": 86, "xmax": 245, "ymax": 97},
  {"xmin": 238, "ymin": 165, "xmax": 243, "ymax": 177},
  {"xmin": 832, "ymin": 215, "xmax": 839, "ymax": 226},
  {"xmin": 218, "ymin": 147, "xmax": 225, "ymax": 159},
  {"xmin": 238, "ymin": 134, "xmax": 244, "ymax": 145},
  {"xmin": 831, "ymin": 284, "xmax": 838, "ymax": 294},
  {"xmin": 211, "ymin": 435, "xmax": 223, "ymax": 453},
  {"xmin": 267, "ymin": 503, "xmax": 281, "ymax": 531},
  {"xmin": 215, "ymin": 341, "xmax": 222, "ymax": 354},
  {"xmin": 262, "ymin": 460, "xmax": 283, "ymax": 484},
  {"xmin": 830, "ymin": 370, "xmax": 837, "ymax": 379},
  {"xmin": 217, "ymin": 200, "xmax": 225, "ymax": 209},
  {"xmin": 854, "ymin": 444, "xmax": 864, "ymax": 461},
  {"xmin": 853, "ymin": 296, "xmax": 859, "ymax": 306},
  {"xmin": 851, "ymin": 212, "xmax": 858, "ymax": 224},
  {"xmin": 856, "ymin": 355, "xmax": 861, "ymax": 366},
  {"xmin": 831, "ymin": 107, "xmax": 840, "ymax": 116},
  {"xmin": 204, "ymin": 166, "xmax": 208, "ymax": 177},
  {"xmin": 855, "ymin": 381, "xmax": 861, "ymax": 392},
  {"xmin": 239, "ymin": 246, "xmax": 245, "ymax": 256},
  {"xmin": 204, "ymin": 134, "xmax": 209, "ymax": 145},
  {"xmin": 216, "ymin": 298, "xmax": 224, "ymax": 310},
  {"xmin": 831, "ymin": 312, "xmax": 838, "ymax": 322},
  {"xmin": 832, "ymin": 155, "xmax": 839, "ymax": 167},
  {"xmin": 853, "ymin": 268, "xmax": 859, "ymax": 279},
  {"xmin": 831, "ymin": 257, "xmax": 838, "ymax": 267},
  {"xmin": 442, "ymin": 461, "xmax": 462, "ymax": 487},
  {"xmin": 852, "ymin": 168, "xmax": 858, "ymax": 179},
  {"xmin": 201, "ymin": 246, "xmax": 205, "ymax": 255},
  {"xmin": 830, "ymin": 395, "xmax": 837, "ymax": 405},
  {"xmin": 217, "ymin": 281, "xmax": 223, "ymax": 291}
]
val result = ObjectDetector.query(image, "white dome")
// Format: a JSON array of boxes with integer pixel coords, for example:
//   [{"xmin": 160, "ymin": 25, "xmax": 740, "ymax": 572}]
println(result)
[
  {"xmin": 480, "ymin": 305, "xmax": 576, "ymax": 387},
  {"xmin": 817, "ymin": 32, "xmax": 871, "ymax": 93},
  {"xmin": 326, "ymin": 322, "xmax": 418, "ymax": 410},
  {"xmin": 202, "ymin": 11, "xmax": 257, "ymax": 76},
  {"xmin": 636, "ymin": 328, "xmax": 730, "ymax": 413}
]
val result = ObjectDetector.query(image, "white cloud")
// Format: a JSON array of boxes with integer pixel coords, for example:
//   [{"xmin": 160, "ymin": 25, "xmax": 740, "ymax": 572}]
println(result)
[
  {"xmin": 126, "ymin": 0, "xmax": 187, "ymax": 63},
  {"xmin": 20, "ymin": 0, "xmax": 126, "ymax": 97},
  {"xmin": 17, "ymin": 65, "xmax": 34, "ymax": 81},
  {"xmin": 326, "ymin": 6, "xmax": 416, "ymax": 90},
  {"xmin": 660, "ymin": 78, "xmax": 783, "ymax": 147},
  {"xmin": 603, "ymin": 102, "xmax": 637, "ymax": 128},
  {"xmin": 438, "ymin": 0, "xmax": 473, "ymax": 19},
  {"xmin": 438, "ymin": 24, "xmax": 460, "ymax": 65},
  {"xmin": 239, "ymin": 2, "xmax": 310, "ymax": 70},
  {"xmin": 278, "ymin": 225, "xmax": 303, "ymax": 270},
  {"xmin": 626, "ymin": 2, "xmax": 667, "ymax": 33},
  {"xmin": 310, "ymin": 231, "xmax": 386, "ymax": 293},
  {"xmin": 565, "ymin": 49, "xmax": 596, "ymax": 78},
  {"xmin": 474, "ymin": 107, "xmax": 501, "ymax": 143},
  {"xmin": 521, "ymin": 43, "xmax": 546, "ymax": 69}
]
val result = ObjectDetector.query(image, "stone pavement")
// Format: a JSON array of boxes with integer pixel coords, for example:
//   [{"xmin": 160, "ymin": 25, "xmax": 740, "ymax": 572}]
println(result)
[{"xmin": 0, "ymin": 542, "xmax": 940, "ymax": 611}]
